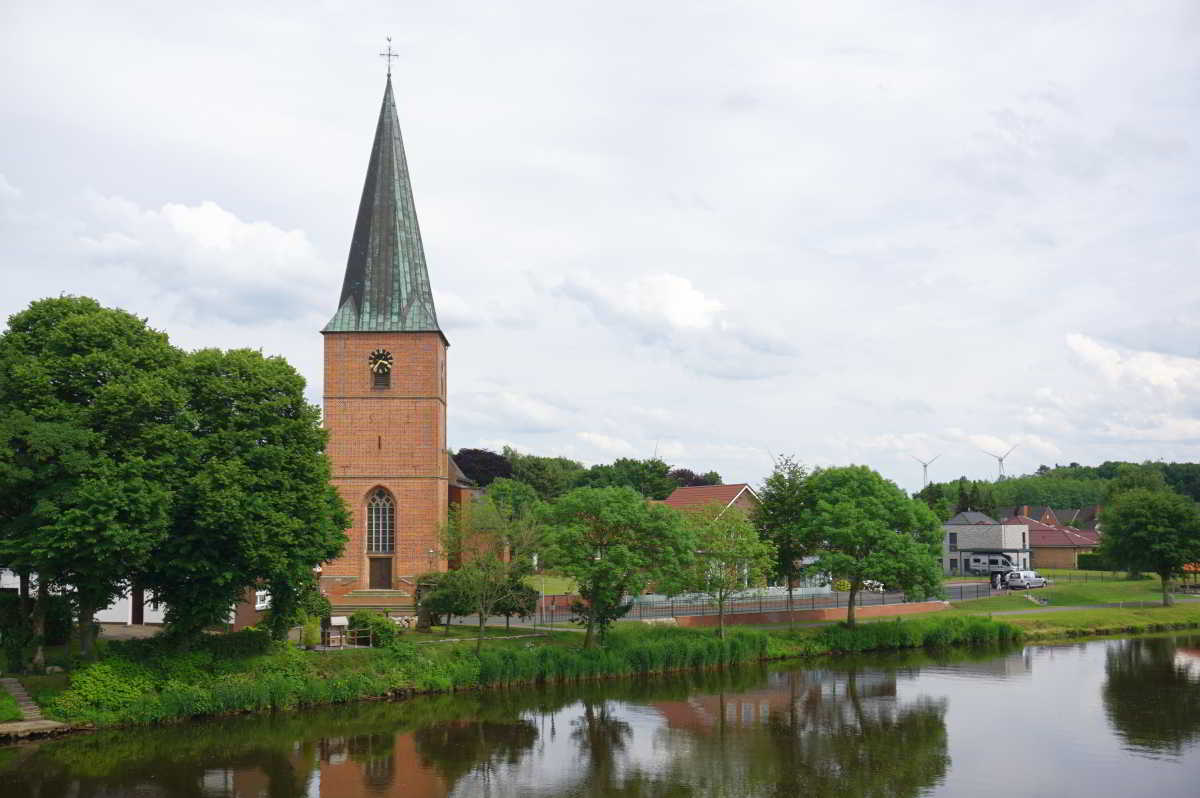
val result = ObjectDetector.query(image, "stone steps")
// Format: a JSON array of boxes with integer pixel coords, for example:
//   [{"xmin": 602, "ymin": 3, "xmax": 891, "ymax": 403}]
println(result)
[{"xmin": 0, "ymin": 677, "xmax": 44, "ymax": 721}]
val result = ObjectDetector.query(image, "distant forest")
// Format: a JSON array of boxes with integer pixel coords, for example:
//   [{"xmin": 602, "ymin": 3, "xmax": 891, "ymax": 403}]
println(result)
[{"xmin": 913, "ymin": 461, "xmax": 1200, "ymax": 521}]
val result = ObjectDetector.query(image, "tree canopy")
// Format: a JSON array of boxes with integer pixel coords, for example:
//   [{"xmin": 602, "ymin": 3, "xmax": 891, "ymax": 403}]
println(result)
[
  {"xmin": 802, "ymin": 466, "xmax": 943, "ymax": 626},
  {"xmin": 453, "ymin": 448, "xmax": 513, "ymax": 487},
  {"xmin": 0, "ymin": 297, "xmax": 348, "ymax": 659},
  {"xmin": 672, "ymin": 504, "xmax": 774, "ymax": 637},
  {"xmin": 754, "ymin": 455, "xmax": 813, "ymax": 605},
  {"xmin": 1099, "ymin": 488, "xmax": 1200, "ymax": 605},
  {"xmin": 543, "ymin": 486, "xmax": 694, "ymax": 646}
]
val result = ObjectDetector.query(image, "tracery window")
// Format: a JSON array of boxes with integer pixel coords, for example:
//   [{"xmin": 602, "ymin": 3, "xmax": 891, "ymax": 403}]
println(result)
[{"xmin": 367, "ymin": 488, "xmax": 395, "ymax": 553}]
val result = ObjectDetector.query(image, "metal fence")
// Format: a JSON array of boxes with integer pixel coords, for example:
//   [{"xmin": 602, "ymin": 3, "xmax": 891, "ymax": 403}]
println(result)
[{"xmin": 535, "ymin": 582, "xmax": 992, "ymax": 625}]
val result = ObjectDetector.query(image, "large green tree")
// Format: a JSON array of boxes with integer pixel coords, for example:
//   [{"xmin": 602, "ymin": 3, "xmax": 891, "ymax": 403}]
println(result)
[
  {"xmin": 142, "ymin": 347, "xmax": 348, "ymax": 642},
  {"xmin": 671, "ymin": 505, "xmax": 774, "ymax": 638},
  {"xmin": 543, "ymin": 486, "xmax": 694, "ymax": 647},
  {"xmin": 754, "ymin": 455, "xmax": 813, "ymax": 612},
  {"xmin": 1099, "ymin": 488, "xmax": 1200, "ymax": 606},
  {"xmin": 0, "ymin": 298, "xmax": 349, "ymax": 658},
  {"xmin": 0, "ymin": 297, "xmax": 183, "ymax": 660},
  {"xmin": 802, "ymin": 466, "xmax": 943, "ymax": 626}
]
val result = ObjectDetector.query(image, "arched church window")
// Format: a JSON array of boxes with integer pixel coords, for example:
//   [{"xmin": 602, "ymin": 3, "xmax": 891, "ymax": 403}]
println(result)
[
  {"xmin": 368, "ymin": 349, "xmax": 393, "ymax": 389},
  {"xmin": 366, "ymin": 488, "xmax": 395, "ymax": 553}
]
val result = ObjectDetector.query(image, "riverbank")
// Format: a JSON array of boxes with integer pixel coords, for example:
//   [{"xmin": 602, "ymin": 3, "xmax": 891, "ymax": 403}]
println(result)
[
  {"xmin": 3, "ymin": 616, "xmax": 1016, "ymax": 735},
  {"xmin": 7, "ymin": 600, "xmax": 1200, "ymax": 740}
]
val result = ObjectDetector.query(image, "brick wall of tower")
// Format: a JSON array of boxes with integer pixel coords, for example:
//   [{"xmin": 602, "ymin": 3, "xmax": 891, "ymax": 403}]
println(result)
[{"xmin": 321, "ymin": 331, "xmax": 449, "ymax": 600}]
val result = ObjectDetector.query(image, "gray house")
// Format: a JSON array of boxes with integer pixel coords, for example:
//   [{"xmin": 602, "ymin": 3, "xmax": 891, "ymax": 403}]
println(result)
[{"xmin": 942, "ymin": 511, "xmax": 1031, "ymax": 575}]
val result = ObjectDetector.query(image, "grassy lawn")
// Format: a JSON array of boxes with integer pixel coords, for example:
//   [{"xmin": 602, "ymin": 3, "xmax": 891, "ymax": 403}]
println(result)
[
  {"xmin": 0, "ymin": 691, "xmax": 22, "ymax": 723},
  {"xmin": 950, "ymin": 577, "xmax": 1169, "ymax": 612},
  {"xmin": 1000, "ymin": 604, "xmax": 1200, "ymax": 638},
  {"xmin": 524, "ymin": 574, "xmax": 577, "ymax": 595}
]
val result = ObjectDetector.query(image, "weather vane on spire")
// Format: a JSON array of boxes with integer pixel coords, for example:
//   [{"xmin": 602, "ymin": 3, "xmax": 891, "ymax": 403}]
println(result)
[{"xmin": 379, "ymin": 36, "xmax": 398, "ymax": 77}]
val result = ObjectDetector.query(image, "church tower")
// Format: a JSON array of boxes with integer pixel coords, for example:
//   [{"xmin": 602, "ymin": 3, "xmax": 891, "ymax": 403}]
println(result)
[{"xmin": 320, "ymin": 74, "xmax": 449, "ymax": 609}]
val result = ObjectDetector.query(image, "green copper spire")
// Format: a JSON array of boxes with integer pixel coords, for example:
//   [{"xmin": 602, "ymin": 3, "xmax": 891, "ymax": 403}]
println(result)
[{"xmin": 325, "ymin": 75, "xmax": 443, "ymax": 337}]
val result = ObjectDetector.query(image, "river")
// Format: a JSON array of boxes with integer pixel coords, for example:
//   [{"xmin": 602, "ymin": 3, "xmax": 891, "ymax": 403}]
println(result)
[{"xmin": 3, "ymin": 633, "xmax": 1199, "ymax": 797}]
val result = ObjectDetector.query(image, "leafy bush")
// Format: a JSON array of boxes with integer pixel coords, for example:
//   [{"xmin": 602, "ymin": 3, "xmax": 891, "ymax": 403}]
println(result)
[
  {"xmin": 832, "ymin": 579, "xmax": 851, "ymax": 592},
  {"xmin": 348, "ymin": 610, "xmax": 399, "ymax": 648},
  {"xmin": 814, "ymin": 616, "xmax": 1022, "ymax": 653}
]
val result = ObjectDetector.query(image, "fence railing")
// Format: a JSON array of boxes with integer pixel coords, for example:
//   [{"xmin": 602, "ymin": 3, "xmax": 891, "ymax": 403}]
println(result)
[{"xmin": 534, "ymin": 582, "xmax": 992, "ymax": 625}]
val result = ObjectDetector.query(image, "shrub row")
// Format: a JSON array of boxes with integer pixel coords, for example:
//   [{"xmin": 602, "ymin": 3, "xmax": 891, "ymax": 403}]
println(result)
[
  {"xmin": 780, "ymin": 616, "xmax": 1024, "ymax": 655},
  {"xmin": 473, "ymin": 626, "xmax": 770, "ymax": 687}
]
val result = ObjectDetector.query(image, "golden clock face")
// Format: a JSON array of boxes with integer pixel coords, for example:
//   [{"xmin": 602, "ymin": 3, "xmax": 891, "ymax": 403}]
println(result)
[{"xmin": 368, "ymin": 349, "xmax": 393, "ymax": 374}]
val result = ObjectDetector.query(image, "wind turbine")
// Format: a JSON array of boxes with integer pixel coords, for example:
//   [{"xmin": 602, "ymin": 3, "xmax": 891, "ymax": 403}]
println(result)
[
  {"xmin": 910, "ymin": 454, "xmax": 941, "ymax": 488},
  {"xmin": 983, "ymin": 445, "xmax": 1017, "ymax": 480}
]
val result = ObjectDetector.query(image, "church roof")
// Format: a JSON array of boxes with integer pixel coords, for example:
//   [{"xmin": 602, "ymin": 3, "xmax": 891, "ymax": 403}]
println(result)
[{"xmin": 324, "ymin": 76, "xmax": 444, "ymax": 339}]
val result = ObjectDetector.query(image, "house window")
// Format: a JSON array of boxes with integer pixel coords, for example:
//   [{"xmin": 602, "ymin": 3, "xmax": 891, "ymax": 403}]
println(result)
[
  {"xmin": 367, "ymin": 489, "xmax": 395, "ymax": 553},
  {"xmin": 254, "ymin": 590, "xmax": 271, "ymax": 611},
  {"xmin": 948, "ymin": 532, "xmax": 958, "ymax": 551}
]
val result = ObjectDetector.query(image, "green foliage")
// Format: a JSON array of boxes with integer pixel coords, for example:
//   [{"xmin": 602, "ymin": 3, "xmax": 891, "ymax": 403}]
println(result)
[
  {"xmin": 418, "ymin": 570, "xmax": 473, "ymax": 622},
  {"xmin": 811, "ymin": 616, "xmax": 1023, "ymax": 653},
  {"xmin": 453, "ymin": 448, "xmax": 513, "ymax": 487},
  {"xmin": 1104, "ymin": 463, "xmax": 1170, "ymax": 503},
  {"xmin": 1077, "ymin": 552, "xmax": 1114, "ymax": 571},
  {"xmin": 754, "ymin": 455, "xmax": 813, "ymax": 591},
  {"xmin": 1100, "ymin": 488, "xmax": 1200, "ymax": 605},
  {"xmin": 802, "ymin": 466, "xmax": 944, "ymax": 626},
  {"xmin": 573, "ymin": 457, "xmax": 678, "ymax": 500},
  {"xmin": 302, "ymin": 616, "xmax": 321, "ymax": 648},
  {"xmin": 668, "ymin": 468, "xmax": 722, "ymax": 487},
  {"xmin": 472, "ymin": 625, "xmax": 771, "ymax": 686},
  {"xmin": 832, "ymin": 578, "xmax": 851, "ymax": 592},
  {"xmin": 670, "ymin": 505, "xmax": 775, "ymax": 637},
  {"xmin": 0, "ymin": 297, "xmax": 349, "ymax": 657},
  {"xmin": 348, "ymin": 610, "xmax": 400, "ymax": 648},
  {"xmin": 0, "ymin": 690, "xmax": 20, "ymax": 723},
  {"xmin": 145, "ymin": 347, "xmax": 349, "ymax": 643},
  {"xmin": 544, "ymin": 486, "xmax": 696, "ymax": 646},
  {"xmin": 503, "ymin": 446, "xmax": 585, "ymax": 500}
]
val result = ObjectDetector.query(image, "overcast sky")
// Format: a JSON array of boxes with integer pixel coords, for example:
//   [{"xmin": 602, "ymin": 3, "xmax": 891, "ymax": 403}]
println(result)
[{"xmin": 3, "ymin": 1, "xmax": 1199, "ymax": 494}]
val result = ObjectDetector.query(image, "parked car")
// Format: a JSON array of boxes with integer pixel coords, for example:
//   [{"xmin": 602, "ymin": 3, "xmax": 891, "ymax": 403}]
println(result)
[
  {"xmin": 1006, "ymin": 570, "xmax": 1046, "ymax": 590},
  {"xmin": 862, "ymin": 580, "xmax": 885, "ymax": 592}
]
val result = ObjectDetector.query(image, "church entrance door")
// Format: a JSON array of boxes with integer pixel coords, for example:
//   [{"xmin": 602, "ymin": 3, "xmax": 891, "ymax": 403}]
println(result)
[{"xmin": 369, "ymin": 558, "xmax": 392, "ymax": 590}]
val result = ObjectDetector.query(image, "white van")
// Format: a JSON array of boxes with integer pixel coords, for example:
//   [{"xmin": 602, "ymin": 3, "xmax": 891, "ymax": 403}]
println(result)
[{"xmin": 1006, "ymin": 571, "xmax": 1046, "ymax": 590}]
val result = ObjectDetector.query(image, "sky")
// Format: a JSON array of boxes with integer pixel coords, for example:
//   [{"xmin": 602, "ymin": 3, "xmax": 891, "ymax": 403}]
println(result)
[{"xmin": 2, "ymin": 1, "xmax": 1199, "ymax": 494}]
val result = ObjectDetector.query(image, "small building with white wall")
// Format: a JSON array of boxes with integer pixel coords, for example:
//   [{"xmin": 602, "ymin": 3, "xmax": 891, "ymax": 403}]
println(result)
[{"xmin": 942, "ymin": 511, "xmax": 1031, "ymax": 575}]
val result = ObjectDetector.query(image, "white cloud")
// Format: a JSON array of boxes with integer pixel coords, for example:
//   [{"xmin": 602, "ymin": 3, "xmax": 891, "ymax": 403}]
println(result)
[
  {"xmin": 1067, "ymin": 333, "xmax": 1200, "ymax": 400},
  {"xmin": 576, "ymin": 431, "xmax": 635, "ymax": 454},
  {"xmin": 3, "ymin": 3, "xmax": 1200, "ymax": 493}
]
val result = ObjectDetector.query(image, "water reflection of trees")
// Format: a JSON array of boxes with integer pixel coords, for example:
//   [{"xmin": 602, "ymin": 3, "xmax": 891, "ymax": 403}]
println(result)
[
  {"xmin": 644, "ymin": 668, "xmax": 949, "ymax": 798},
  {"xmin": 1103, "ymin": 637, "xmax": 1200, "ymax": 756},
  {"xmin": 412, "ymin": 718, "xmax": 538, "ymax": 787},
  {"xmin": 1, "ymin": 664, "xmax": 951, "ymax": 798}
]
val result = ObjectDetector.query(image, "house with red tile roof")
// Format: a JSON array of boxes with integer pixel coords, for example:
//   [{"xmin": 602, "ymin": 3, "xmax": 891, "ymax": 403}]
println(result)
[
  {"xmin": 1002, "ymin": 514, "xmax": 1101, "ymax": 569},
  {"xmin": 661, "ymin": 483, "xmax": 760, "ymax": 516}
]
